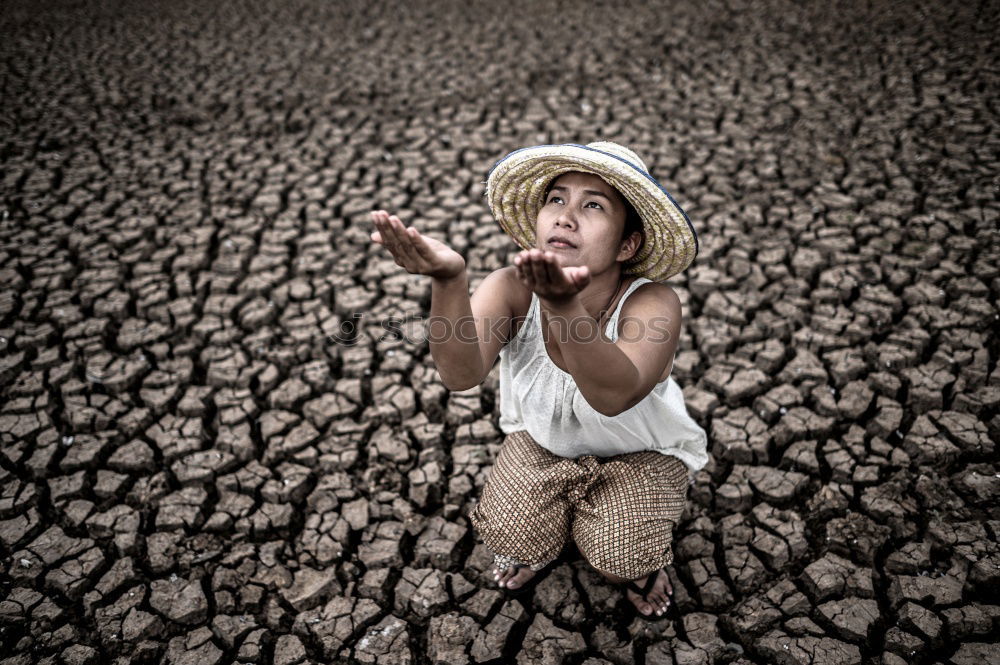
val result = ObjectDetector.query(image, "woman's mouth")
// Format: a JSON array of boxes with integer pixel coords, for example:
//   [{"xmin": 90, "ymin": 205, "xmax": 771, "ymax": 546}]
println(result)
[{"xmin": 548, "ymin": 240, "xmax": 575, "ymax": 249}]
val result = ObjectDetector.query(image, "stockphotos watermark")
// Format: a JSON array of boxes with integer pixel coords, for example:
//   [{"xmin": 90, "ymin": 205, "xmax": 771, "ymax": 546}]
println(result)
[{"xmin": 327, "ymin": 313, "xmax": 675, "ymax": 346}]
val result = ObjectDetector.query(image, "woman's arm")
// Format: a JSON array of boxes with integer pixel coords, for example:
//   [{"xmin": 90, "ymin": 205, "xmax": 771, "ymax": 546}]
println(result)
[
  {"xmin": 428, "ymin": 267, "xmax": 520, "ymax": 391},
  {"xmin": 513, "ymin": 247, "xmax": 681, "ymax": 416},
  {"xmin": 370, "ymin": 210, "xmax": 516, "ymax": 391},
  {"xmin": 540, "ymin": 284, "xmax": 681, "ymax": 416},
  {"xmin": 427, "ymin": 270, "xmax": 480, "ymax": 390}
]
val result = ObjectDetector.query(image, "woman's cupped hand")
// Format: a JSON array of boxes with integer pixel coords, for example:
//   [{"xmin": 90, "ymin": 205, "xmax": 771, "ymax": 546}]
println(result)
[
  {"xmin": 370, "ymin": 210, "xmax": 466, "ymax": 280},
  {"xmin": 514, "ymin": 249, "xmax": 591, "ymax": 304}
]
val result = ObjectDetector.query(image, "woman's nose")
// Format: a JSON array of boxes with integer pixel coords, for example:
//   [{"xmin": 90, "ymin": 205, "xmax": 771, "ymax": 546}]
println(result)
[{"xmin": 555, "ymin": 209, "xmax": 577, "ymax": 228}]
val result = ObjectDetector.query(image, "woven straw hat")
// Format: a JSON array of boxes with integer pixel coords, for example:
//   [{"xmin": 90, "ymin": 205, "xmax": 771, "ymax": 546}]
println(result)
[{"xmin": 485, "ymin": 141, "xmax": 699, "ymax": 282}]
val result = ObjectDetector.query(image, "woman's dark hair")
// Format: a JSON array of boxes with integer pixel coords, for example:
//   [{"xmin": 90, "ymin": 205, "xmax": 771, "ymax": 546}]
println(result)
[
  {"xmin": 542, "ymin": 177, "xmax": 644, "ymax": 247},
  {"xmin": 620, "ymin": 197, "xmax": 644, "ymax": 246}
]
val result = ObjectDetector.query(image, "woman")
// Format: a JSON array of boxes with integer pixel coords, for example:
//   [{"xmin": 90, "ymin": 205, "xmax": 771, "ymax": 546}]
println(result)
[{"xmin": 370, "ymin": 141, "xmax": 708, "ymax": 620}]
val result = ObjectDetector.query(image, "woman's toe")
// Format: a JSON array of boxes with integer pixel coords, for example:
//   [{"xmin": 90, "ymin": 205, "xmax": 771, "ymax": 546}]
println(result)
[{"xmin": 511, "ymin": 568, "xmax": 529, "ymax": 588}]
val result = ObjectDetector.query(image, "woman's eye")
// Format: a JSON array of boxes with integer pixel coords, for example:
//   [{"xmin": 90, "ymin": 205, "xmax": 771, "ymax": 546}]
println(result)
[{"xmin": 545, "ymin": 196, "xmax": 601, "ymax": 209}]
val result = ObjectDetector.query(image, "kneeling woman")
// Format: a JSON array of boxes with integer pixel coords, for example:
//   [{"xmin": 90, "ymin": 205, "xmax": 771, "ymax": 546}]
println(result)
[{"xmin": 370, "ymin": 141, "xmax": 708, "ymax": 620}]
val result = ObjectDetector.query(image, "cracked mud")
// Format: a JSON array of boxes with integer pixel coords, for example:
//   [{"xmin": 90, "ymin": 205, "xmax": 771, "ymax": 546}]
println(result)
[{"xmin": 1, "ymin": 0, "xmax": 998, "ymax": 664}]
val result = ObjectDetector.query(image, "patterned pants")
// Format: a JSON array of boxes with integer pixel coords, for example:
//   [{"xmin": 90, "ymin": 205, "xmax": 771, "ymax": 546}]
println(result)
[{"xmin": 469, "ymin": 429, "xmax": 693, "ymax": 580}]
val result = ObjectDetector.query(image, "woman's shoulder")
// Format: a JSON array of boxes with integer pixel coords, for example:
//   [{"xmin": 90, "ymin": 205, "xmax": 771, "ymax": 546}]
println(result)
[
  {"xmin": 503, "ymin": 266, "xmax": 533, "ymax": 318},
  {"xmin": 492, "ymin": 266, "xmax": 533, "ymax": 340},
  {"xmin": 615, "ymin": 279, "xmax": 683, "ymax": 332},
  {"xmin": 630, "ymin": 279, "xmax": 681, "ymax": 305},
  {"xmin": 639, "ymin": 279, "xmax": 680, "ymax": 299}
]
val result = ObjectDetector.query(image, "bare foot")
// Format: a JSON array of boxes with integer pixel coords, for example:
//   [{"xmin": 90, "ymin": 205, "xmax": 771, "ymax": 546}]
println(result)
[
  {"xmin": 625, "ymin": 568, "xmax": 673, "ymax": 617},
  {"xmin": 492, "ymin": 564, "xmax": 536, "ymax": 590}
]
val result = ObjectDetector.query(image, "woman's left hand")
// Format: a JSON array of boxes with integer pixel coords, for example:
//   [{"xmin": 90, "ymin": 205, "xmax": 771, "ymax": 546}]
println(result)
[{"xmin": 514, "ymin": 249, "xmax": 591, "ymax": 304}]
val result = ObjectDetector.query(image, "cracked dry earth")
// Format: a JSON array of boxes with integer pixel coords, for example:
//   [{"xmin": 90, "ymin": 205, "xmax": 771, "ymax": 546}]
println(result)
[{"xmin": 0, "ymin": 0, "xmax": 998, "ymax": 664}]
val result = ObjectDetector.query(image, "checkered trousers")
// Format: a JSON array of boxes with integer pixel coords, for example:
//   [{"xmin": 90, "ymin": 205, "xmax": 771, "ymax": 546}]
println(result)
[{"xmin": 469, "ymin": 429, "xmax": 692, "ymax": 580}]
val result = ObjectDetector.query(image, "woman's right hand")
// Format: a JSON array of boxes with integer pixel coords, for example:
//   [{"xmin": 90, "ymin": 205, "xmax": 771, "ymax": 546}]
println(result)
[{"xmin": 370, "ymin": 210, "xmax": 466, "ymax": 280}]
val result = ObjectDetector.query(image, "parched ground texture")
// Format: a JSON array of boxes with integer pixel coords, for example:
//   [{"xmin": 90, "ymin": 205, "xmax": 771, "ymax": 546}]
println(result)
[{"xmin": 1, "ymin": 0, "xmax": 998, "ymax": 663}]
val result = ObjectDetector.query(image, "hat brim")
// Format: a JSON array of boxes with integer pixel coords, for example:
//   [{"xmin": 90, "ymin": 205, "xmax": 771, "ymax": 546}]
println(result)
[{"xmin": 485, "ymin": 143, "xmax": 699, "ymax": 282}]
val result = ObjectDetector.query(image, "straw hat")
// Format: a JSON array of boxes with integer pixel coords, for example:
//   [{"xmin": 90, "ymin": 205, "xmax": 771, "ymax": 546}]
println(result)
[{"xmin": 485, "ymin": 141, "xmax": 699, "ymax": 282}]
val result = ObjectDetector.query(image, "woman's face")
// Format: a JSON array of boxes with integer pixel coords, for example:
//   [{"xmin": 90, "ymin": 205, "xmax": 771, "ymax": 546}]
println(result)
[{"xmin": 534, "ymin": 171, "xmax": 636, "ymax": 272}]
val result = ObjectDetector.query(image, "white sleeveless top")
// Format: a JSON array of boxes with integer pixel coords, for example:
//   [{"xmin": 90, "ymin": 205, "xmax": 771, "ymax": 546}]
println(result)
[{"xmin": 497, "ymin": 277, "xmax": 709, "ymax": 473}]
